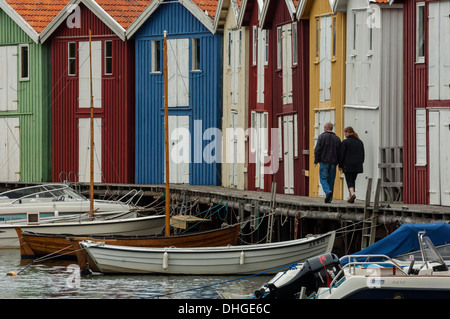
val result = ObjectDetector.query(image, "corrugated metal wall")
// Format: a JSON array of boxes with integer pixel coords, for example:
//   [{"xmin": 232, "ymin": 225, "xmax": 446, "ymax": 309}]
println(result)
[
  {"xmin": 51, "ymin": 3, "xmax": 135, "ymax": 184},
  {"xmin": 134, "ymin": 2, "xmax": 223, "ymax": 185},
  {"xmin": 0, "ymin": 9, "xmax": 52, "ymax": 182}
]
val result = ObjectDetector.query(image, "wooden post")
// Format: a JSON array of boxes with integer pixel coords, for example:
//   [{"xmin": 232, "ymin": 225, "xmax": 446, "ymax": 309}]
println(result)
[
  {"xmin": 164, "ymin": 31, "xmax": 170, "ymax": 237},
  {"xmin": 89, "ymin": 29, "xmax": 94, "ymax": 216}
]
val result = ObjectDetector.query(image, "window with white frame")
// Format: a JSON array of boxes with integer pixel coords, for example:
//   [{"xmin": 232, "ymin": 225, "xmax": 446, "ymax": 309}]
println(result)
[
  {"xmin": 68, "ymin": 42, "xmax": 76, "ymax": 76},
  {"xmin": 264, "ymin": 30, "xmax": 269, "ymax": 65},
  {"xmin": 19, "ymin": 44, "xmax": 29, "ymax": 81},
  {"xmin": 292, "ymin": 23, "xmax": 297, "ymax": 65},
  {"xmin": 228, "ymin": 31, "xmax": 232, "ymax": 68},
  {"xmin": 104, "ymin": 40, "xmax": 112, "ymax": 75},
  {"xmin": 192, "ymin": 38, "xmax": 201, "ymax": 71},
  {"xmin": 151, "ymin": 40, "xmax": 161, "ymax": 73},
  {"xmin": 277, "ymin": 26, "xmax": 282, "ymax": 69},
  {"xmin": 416, "ymin": 2, "xmax": 425, "ymax": 63},
  {"xmin": 253, "ymin": 25, "xmax": 257, "ymax": 66}
]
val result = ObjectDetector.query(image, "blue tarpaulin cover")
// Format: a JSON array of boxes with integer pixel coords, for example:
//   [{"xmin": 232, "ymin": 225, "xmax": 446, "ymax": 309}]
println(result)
[{"xmin": 355, "ymin": 222, "xmax": 450, "ymax": 257}]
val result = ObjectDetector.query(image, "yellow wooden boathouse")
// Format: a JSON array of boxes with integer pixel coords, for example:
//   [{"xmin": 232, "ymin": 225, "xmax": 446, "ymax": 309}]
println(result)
[{"xmin": 297, "ymin": 0, "xmax": 346, "ymax": 200}]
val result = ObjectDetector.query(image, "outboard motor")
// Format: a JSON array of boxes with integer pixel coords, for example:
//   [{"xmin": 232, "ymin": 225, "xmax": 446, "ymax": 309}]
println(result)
[{"xmin": 256, "ymin": 253, "xmax": 343, "ymax": 299}]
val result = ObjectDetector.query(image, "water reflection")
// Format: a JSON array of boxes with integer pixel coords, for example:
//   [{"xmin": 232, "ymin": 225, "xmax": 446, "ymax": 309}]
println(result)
[{"xmin": 0, "ymin": 250, "xmax": 270, "ymax": 299}]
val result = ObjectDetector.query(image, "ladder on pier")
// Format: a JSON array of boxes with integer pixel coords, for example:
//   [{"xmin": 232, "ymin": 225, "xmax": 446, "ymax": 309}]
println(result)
[
  {"xmin": 361, "ymin": 178, "xmax": 381, "ymax": 250},
  {"xmin": 266, "ymin": 182, "xmax": 277, "ymax": 243}
]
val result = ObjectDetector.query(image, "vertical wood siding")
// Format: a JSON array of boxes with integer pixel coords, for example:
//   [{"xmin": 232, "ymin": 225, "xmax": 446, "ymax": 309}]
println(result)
[
  {"xmin": 51, "ymin": 3, "xmax": 134, "ymax": 183},
  {"xmin": 0, "ymin": 9, "xmax": 52, "ymax": 182},
  {"xmin": 134, "ymin": 2, "xmax": 222, "ymax": 185},
  {"xmin": 264, "ymin": 1, "xmax": 310, "ymax": 196}
]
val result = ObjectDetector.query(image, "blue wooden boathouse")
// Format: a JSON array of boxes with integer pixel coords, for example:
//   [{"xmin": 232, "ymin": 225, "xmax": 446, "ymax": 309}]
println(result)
[{"xmin": 128, "ymin": 0, "xmax": 223, "ymax": 185}]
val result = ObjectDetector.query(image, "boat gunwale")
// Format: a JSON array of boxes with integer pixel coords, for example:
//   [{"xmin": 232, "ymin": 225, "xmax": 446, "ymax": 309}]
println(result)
[{"xmin": 81, "ymin": 231, "xmax": 335, "ymax": 254}]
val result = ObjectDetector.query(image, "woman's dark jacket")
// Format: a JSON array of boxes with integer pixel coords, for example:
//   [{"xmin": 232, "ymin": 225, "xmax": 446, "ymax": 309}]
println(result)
[{"xmin": 339, "ymin": 136, "xmax": 365, "ymax": 173}]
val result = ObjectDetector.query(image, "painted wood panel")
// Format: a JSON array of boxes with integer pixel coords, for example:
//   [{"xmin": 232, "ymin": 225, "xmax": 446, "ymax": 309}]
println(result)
[
  {"xmin": 300, "ymin": 0, "xmax": 345, "ymax": 200},
  {"xmin": 222, "ymin": 0, "xmax": 249, "ymax": 190}
]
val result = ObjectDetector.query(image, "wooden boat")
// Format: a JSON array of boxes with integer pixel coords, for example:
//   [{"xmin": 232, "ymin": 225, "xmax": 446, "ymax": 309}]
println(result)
[
  {"xmin": 79, "ymin": 231, "xmax": 336, "ymax": 275},
  {"xmin": 15, "ymin": 224, "xmax": 240, "ymax": 259},
  {"xmin": 1, "ymin": 213, "xmax": 165, "ymax": 248}
]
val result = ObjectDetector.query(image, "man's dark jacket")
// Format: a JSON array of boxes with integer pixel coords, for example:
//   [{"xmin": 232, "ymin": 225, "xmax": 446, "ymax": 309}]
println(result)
[{"xmin": 314, "ymin": 131, "xmax": 341, "ymax": 165}]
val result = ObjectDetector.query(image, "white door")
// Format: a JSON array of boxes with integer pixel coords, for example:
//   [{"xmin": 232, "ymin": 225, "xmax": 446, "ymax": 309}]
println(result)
[
  {"xmin": 79, "ymin": 41, "xmax": 102, "ymax": 109},
  {"xmin": 230, "ymin": 112, "xmax": 238, "ymax": 187},
  {"xmin": 257, "ymin": 28, "xmax": 266, "ymax": 104},
  {"xmin": 251, "ymin": 111, "xmax": 268, "ymax": 189},
  {"xmin": 167, "ymin": 39, "xmax": 189, "ymax": 107},
  {"xmin": 231, "ymin": 30, "xmax": 240, "ymax": 105},
  {"xmin": 78, "ymin": 118, "xmax": 102, "ymax": 183},
  {"xmin": 320, "ymin": 15, "xmax": 332, "ymax": 102},
  {"xmin": 167, "ymin": 115, "xmax": 190, "ymax": 184},
  {"xmin": 283, "ymin": 115, "xmax": 294, "ymax": 194},
  {"xmin": 282, "ymin": 24, "xmax": 293, "ymax": 105},
  {"xmin": 429, "ymin": 109, "xmax": 450, "ymax": 206},
  {"xmin": 0, "ymin": 118, "xmax": 20, "ymax": 181},
  {"xmin": 429, "ymin": 1, "xmax": 450, "ymax": 101},
  {"xmin": 0, "ymin": 46, "xmax": 18, "ymax": 111}
]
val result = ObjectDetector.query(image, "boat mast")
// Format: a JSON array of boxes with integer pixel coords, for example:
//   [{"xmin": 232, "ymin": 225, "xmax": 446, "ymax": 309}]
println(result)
[
  {"xmin": 89, "ymin": 29, "xmax": 94, "ymax": 217},
  {"xmin": 164, "ymin": 30, "xmax": 170, "ymax": 236}
]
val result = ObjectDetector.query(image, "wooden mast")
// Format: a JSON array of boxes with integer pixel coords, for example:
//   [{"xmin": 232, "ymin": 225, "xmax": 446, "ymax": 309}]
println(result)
[
  {"xmin": 89, "ymin": 29, "xmax": 94, "ymax": 216},
  {"xmin": 164, "ymin": 31, "xmax": 170, "ymax": 236}
]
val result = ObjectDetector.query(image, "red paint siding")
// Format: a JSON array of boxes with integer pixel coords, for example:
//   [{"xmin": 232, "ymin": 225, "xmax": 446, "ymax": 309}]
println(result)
[
  {"xmin": 242, "ymin": 0, "xmax": 274, "ymax": 192},
  {"xmin": 264, "ymin": 1, "xmax": 310, "ymax": 196},
  {"xmin": 51, "ymin": 3, "xmax": 134, "ymax": 183}
]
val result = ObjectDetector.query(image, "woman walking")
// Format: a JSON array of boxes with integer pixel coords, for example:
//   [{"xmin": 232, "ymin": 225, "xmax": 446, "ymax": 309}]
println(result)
[{"xmin": 339, "ymin": 126, "xmax": 364, "ymax": 203}]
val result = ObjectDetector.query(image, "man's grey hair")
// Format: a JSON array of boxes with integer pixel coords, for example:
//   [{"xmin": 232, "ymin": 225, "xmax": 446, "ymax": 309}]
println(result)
[{"xmin": 324, "ymin": 122, "xmax": 334, "ymax": 131}]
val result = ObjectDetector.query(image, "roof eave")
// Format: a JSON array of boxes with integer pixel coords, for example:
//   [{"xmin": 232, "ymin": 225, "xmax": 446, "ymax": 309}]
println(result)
[{"xmin": 0, "ymin": 0, "xmax": 40, "ymax": 43}]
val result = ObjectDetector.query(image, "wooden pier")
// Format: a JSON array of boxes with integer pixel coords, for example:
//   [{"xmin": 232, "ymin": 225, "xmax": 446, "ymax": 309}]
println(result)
[{"xmin": 2, "ymin": 181, "xmax": 450, "ymax": 254}]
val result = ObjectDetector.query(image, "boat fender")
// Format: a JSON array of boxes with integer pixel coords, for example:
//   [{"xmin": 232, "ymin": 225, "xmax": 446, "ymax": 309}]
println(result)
[
  {"xmin": 163, "ymin": 251, "xmax": 169, "ymax": 270},
  {"xmin": 240, "ymin": 251, "xmax": 244, "ymax": 265},
  {"xmin": 7, "ymin": 272, "xmax": 17, "ymax": 276}
]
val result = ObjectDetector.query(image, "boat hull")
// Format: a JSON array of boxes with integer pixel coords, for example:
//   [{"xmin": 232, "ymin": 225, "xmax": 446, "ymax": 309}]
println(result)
[
  {"xmin": 0, "ymin": 214, "xmax": 165, "ymax": 248},
  {"xmin": 80, "ymin": 231, "xmax": 336, "ymax": 275},
  {"xmin": 317, "ymin": 275, "xmax": 450, "ymax": 299},
  {"xmin": 16, "ymin": 224, "xmax": 240, "ymax": 259}
]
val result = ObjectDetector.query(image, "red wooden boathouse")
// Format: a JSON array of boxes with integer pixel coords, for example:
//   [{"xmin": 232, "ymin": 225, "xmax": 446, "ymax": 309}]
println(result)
[
  {"xmin": 238, "ymin": 0, "xmax": 275, "ymax": 192},
  {"xmin": 42, "ymin": 0, "xmax": 148, "ymax": 184},
  {"xmin": 260, "ymin": 0, "xmax": 310, "ymax": 196}
]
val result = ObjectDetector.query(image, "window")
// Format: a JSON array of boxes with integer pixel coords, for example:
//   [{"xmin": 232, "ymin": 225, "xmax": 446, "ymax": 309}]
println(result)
[
  {"xmin": 277, "ymin": 26, "xmax": 282, "ymax": 69},
  {"xmin": 192, "ymin": 37, "xmax": 201, "ymax": 71},
  {"xmin": 104, "ymin": 40, "xmax": 112, "ymax": 75},
  {"xmin": 253, "ymin": 26, "xmax": 257, "ymax": 66},
  {"xmin": 238, "ymin": 30, "xmax": 242, "ymax": 67},
  {"xmin": 19, "ymin": 44, "xmax": 29, "ymax": 81},
  {"xmin": 292, "ymin": 23, "xmax": 297, "ymax": 65},
  {"xmin": 353, "ymin": 11, "xmax": 357, "ymax": 52},
  {"xmin": 264, "ymin": 30, "xmax": 269, "ymax": 65},
  {"xmin": 416, "ymin": 2, "xmax": 425, "ymax": 63},
  {"xmin": 228, "ymin": 31, "xmax": 232, "ymax": 67},
  {"xmin": 68, "ymin": 42, "xmax": 76, "ymax": 76},
  {"xmin": 315, "ymin": 18, "xmax": 320, "ymax": 59},
  {"xmin": 332, "ymin": 17, "xmax": 337, "ymax": 58},
  {"xmin": 151, "ymin": 40, "xmax": 161, "ymax": 73}
]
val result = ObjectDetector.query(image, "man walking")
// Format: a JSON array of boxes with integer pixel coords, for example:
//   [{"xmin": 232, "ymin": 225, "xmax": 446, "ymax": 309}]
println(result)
[{"xmin": 314, "ymin": 122, "xmax": 341, "ymax": 203}]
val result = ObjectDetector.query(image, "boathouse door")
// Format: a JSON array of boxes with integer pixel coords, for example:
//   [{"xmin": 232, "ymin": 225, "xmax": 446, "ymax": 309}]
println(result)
[
  {"xmin": 167, "ymin": 115, "xmax": 190, "ymax": 184},
  {"xmin": 78, "ymin": 41, "xmax": 102, "ymax": 109},
  {"xmin": 429, "ymin": 109, "xmax": 450, "ymax": 206},
  {"xmin": 0, "ymin": 118, "xmax": 20, "ymax": 181},
  {"xmin": 78, "ymin": 118, "xmax": 102, "ymax": 183},
  {"xmin": 282, "ymin": 115, "xmax": 296, "ymax": 194}
]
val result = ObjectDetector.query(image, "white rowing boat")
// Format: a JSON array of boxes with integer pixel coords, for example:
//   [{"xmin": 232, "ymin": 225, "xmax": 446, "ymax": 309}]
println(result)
[{"xmin": 80, "ymin": 231, "xmax": 336, "ymax": 275}]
